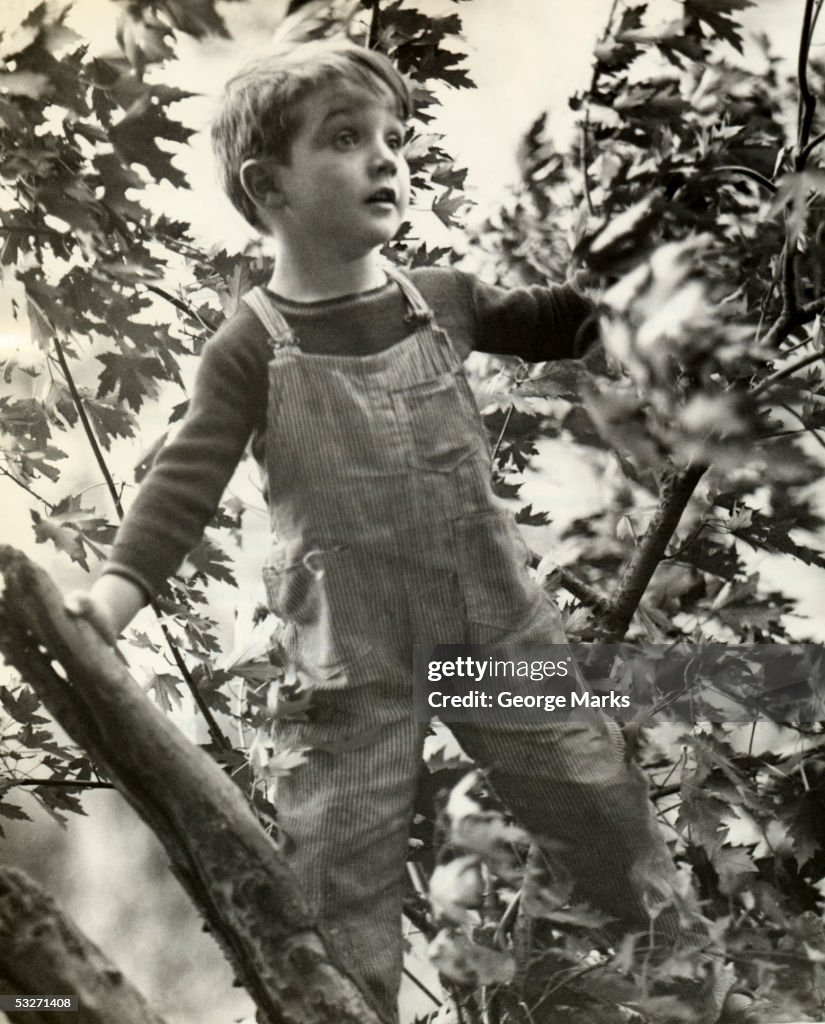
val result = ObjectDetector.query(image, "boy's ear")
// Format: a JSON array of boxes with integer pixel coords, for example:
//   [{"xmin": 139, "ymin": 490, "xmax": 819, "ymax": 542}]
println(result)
[{"xmin": 240, "ymin": 158, "xmax": 285, "ymax": 210}]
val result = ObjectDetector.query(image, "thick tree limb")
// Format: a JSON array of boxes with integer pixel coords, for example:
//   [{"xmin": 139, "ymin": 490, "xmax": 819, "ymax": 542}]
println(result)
[
  {"xmin": 595, "ymin": 465, "xmax": 707, "ymax": 640},
  {"xmin": 0, "ymin": 546, "xmax": 387, "ymax": 1024},
  {"xmin": 0, "ymin": 867, "xmax": 168, "ymax": 1024}
]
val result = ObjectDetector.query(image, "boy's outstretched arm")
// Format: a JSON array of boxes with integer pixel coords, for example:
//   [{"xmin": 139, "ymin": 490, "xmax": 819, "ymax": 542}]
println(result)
[
  {"xmin": 65, "ymin": 574, "xmax": 147, "ymax": 646},
  {"xmin": 63, "ymin": 308, "xmax": 269, "ymax": 646}
]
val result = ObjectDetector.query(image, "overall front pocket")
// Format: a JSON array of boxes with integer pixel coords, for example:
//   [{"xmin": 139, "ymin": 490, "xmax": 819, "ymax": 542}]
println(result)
[
  {"xmin": 392, "ymin": 372, "xmax": 481, "ymax": 473},
  {"xmin": 262, "ymin": 544, "xmax": 372, "ymax": 680}
]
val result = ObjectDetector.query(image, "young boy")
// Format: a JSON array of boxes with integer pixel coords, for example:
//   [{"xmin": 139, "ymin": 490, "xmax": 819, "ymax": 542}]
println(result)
[{"xmin": 72, "ymin": 40, "xmax": 737, "ymax": 1023}]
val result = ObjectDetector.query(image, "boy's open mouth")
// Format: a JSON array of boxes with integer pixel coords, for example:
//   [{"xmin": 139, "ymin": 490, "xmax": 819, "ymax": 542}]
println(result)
[{"xmin": 366, "ymin": 188, "xmax": 397, "ymax": 206}]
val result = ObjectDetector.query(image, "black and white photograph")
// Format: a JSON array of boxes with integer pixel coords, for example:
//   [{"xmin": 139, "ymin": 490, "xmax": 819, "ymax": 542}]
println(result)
[{"xmin": 1, "ymin": 1, "xmax": 824, "ymax": 1022}]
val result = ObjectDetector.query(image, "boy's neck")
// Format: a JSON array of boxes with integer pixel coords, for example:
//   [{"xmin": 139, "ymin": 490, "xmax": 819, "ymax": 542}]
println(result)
[{"xmin": 267, "ymin": 250, "xmax": 389, "ymax": 303}]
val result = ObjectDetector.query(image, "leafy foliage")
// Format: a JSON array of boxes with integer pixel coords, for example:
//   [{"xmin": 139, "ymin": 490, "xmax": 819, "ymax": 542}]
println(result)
[{"xmin": 1, "ymin": 1, "xmax": 825, "ymax": 1022}]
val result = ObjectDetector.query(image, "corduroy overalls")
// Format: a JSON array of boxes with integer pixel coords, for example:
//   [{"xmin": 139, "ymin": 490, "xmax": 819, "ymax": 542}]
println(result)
[{"xmin": 242, "ymin": 270, "xmax": 685, "ymax": 1019}]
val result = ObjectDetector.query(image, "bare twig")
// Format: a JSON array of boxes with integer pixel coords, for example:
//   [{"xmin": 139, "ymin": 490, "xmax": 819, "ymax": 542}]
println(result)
[
  {"xmin": 142, "ymin": 283, "xmax": 217, "ymax": 334},
  {"xmin": 368, "ymin": 0, "xmax": 381, "ymax": 50},
  {"xmin": 596, "ymin": 464, "xmax": 707, "ymax": 640},
  {"xmin": 751, "ymin": 349, "xmax": 823, "ymax": 398},
  {"xmin": 52, "ymin": 337, "xmax": 125, "ymax": 519},
  {"xmin": 663, "ymin": 521, "xmax": 710, "ymax": 564},
  {"xmin": 778, "ymin": 401, "xmax": 825, "ymax": 450},
  {"xmin": 801, "ymin": 128, "xmax": 825, "ymax": 165},
  {"xmin": 774, "ymin": 0, "xmax": 821, "ymax": 337},
  {"xmin": 796, "ymin": 0, "xmax": 818, "ymax": 168},
  {"xmin": 490, "ymin": 404, "xmax": 515, "ymax": 464},
  {"xmin": 549, "ymin": 566, "xmax": 610, "ymax": 614},
  {"xmin": 714, "ymin": 165, "xmax": 778, "ymax": 194},
  {"xmin": 580, "ymin": 118, "xmax": 595, "ymax": 216},
  {"xmin": 0, "ymin": 466, "xmax": 54, "ymax": 511},
  {"xmin": 578, "ymin": 0, "xmax": 622, "ymax": 217},
  {"xmin": 760, "ymin": 294, "xmax": 825, "ymax": 348},
  {"xmin": 4, "ymin": 778, "xmax": 113, "ymax": 790}
]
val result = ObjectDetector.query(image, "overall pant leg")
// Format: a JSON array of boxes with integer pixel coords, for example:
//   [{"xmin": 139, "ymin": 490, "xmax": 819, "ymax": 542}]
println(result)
[
  {"xmin": 275, "ymin": 712, "xmax": 426, "ymax": 1021},
  {"xmin": 450, "ymin": 715, "xmax": 681, "ymax": 939}
]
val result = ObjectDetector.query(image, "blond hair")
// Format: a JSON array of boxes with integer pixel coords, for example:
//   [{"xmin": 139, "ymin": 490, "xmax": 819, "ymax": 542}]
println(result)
[{"xmin": 211, "ymin": 39, "xmax": 411, "ymax": 229}]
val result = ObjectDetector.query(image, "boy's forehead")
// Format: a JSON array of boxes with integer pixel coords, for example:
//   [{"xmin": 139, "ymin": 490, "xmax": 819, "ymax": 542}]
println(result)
[{"xmin": 300, "ymin": 78, "xmax": 403, "ymax": 122}]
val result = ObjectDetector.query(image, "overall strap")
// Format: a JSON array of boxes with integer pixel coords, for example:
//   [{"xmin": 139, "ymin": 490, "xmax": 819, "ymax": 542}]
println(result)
[
  {"xmin": 384, "ymin": 265, "xmax": 433, "ymax": 326},
  {"xmin": 242, "ymin": 287, "xmax": 299, "ymax": 349}
]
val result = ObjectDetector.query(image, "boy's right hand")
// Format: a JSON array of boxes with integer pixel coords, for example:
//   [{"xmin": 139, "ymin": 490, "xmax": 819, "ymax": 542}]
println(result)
[
  {"xmin": 64, "ymin": 575, "xmax": 147, "ymax": 647},
  {"xmin": 64, "ymin": 591, "xmax": 120, "ymax": 646}
]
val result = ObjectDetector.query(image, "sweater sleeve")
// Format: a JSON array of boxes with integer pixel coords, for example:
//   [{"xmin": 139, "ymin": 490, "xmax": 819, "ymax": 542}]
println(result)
[
  {"xmin": 103, "ymin": 308, "xmax": 269, "ymax": 599},
  {"xmin": 460, "ymin": 272, "xmax": 598, "ymax": 362},
  {"xmin": 411, "ymin": 268, "xmax": 597, "ymax": 362}
]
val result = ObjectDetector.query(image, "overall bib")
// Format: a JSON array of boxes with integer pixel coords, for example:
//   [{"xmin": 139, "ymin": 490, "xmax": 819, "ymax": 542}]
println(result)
[{"xmin": 242, "ymin": 271, "xmax": 687, "ymax": 1019}]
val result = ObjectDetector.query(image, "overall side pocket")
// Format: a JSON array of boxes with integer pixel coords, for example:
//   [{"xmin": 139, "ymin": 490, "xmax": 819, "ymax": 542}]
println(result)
[{"xmin": 262, "ymin": 544, "xmax": 372, "ymax": 681}]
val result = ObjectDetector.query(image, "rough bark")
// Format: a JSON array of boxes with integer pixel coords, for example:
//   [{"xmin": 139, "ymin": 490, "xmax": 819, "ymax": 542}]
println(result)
[
  {"xmin": 0, "ymin": 545, "xmax": 387, "ymax": 1024},
  {"xmin": 0, "ymin": 867, "xmax": 168, "ymax": 1024}
]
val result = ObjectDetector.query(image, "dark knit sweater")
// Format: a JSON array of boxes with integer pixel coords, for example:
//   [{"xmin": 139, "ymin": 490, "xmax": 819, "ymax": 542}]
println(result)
[{"xmin": 105, "ymin": 267, "xmax": 595, "ymax": 597}]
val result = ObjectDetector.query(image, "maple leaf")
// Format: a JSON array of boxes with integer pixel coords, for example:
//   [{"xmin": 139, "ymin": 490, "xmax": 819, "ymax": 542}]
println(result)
[
  {"xmin": 0, "ymin": 801, "xmax": 32, "ymax": 832},
  {"xmin": 30, "ymin": 499, "xmax": 112, "ymax": 570},
  {"xmin": 431, "ymin": 187, "xmax": 470, "ymax": 227},
  {"xmin": 256, "ymin": 746, "xmax": 310, "ymax": 780},
  {"xmin": 180, "ymin": 536, "xmax": 237, "ymax": 587},
  {"xmin": 428, "ymin": 930, "xmax": 515, "ymax": 987},
  {"xmin": 515, "ymin": 503, "xmax": 552, "ymax": 527},
  {"xmin": 410, "ymin": 243, "xmax": 452, "ymax": 268},
  {"xmin": 96, "ymin": 351, "xmax": 164, "ymax": 411},
  {"xmin": 147, "ymin": 672, "xmax": 183, "ymax": 712},
  {"xmin": 33, "ymin": 786, "xmax": 86, "ymax": 826},
  {"xmin": 684, "ymin": 0, "xmax": 755, "ymax": 54},
  {"xmin": 109, "ymin": 94, "xmax": 194, "ymax": 188},
  {"xmin": 84, "ymin": 396, "xmax": 136, "ymax": 451},
  {"xmin": 713, "ymin": 494, "xmax": 825, "ymax": 571},
  {"xmin": 0, "ymin": 687, "xmax": 48, "ymax": 726},
  {"xmin": 676, "ymin": 535, "xmax": 743, "ymax": 580},
  {"xmin": 710, "ymin": 846, "xmax": 758, "ymax": 895}
]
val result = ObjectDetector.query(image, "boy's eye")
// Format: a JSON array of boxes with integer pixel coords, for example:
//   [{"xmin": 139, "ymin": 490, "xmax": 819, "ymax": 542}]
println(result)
[
  {"xmin": 334, "ymin": 130, "xmax": 358, "ymax": 150},
  {"xmin": 386, "ymin": 134, "xmax": 403, "ymax": 152}
]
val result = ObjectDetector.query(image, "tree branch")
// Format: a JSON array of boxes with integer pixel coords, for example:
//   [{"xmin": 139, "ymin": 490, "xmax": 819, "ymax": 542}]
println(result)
[
  {"xmin": 595, "ymin": 464, "xmax": 707, "ymax": 640},
  {"xmin": 713, "ymin": 165, "xmax": 778, "ymax": 194},
  {"xmin": 52, "ymin": 337, "xmax": 124, "ymax": 518},
  {"xmin": 759, "ymin": 294, "xmax": 825, "ymax": 348},
  {"xmin": 141, "ymin": 283, "xmax": 217, "ymax": 334},
  {"xmin": 0, "ymin": 867, "xmax": 168, "ymax": 1024},
  {"xmin": 368, "ymin": 0, "xmax": 381, "ymax": 50},
  {"xmin": 4, "ymin": 778, "xmax": 113, "ymax": 790},
  {"xmin": 751, "ymin": 348, "xmax": 823, "ymax": 398},
  {"xmin": 796, "ymin": 0, "xmax": 818, "ymax": 168},
  {"xmin": 801, "ymin": 128, "xmax": 825, "ymax": 165},
  {"xmin": 548, "ymin": 566, "xmax": 610, "ymax": 614},
  {"xmin": 0, "ymin": 546, "xmax": 388, "ymax": 1024},
  {"xmin": 0, "ymin": 467, "xmax": 54, "ymax": 511}
]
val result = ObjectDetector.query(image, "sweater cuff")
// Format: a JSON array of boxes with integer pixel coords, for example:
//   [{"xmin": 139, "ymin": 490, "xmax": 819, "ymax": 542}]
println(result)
[{"xmin": 100, "ymin": 563, "xmax": 155, "ymax": 605}]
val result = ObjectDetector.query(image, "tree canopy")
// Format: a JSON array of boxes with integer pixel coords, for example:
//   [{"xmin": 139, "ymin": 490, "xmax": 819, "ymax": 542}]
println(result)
[{"xmin": 2, "ymin": 1, "xmax": 825, "ymax": 1022}]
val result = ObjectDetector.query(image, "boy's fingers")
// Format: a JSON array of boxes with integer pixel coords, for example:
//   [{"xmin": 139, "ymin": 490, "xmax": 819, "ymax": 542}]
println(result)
[
  {"xmin": 64, "ymin": 592, "xmax": 117, "ymax": 646},
  {"xmin": 64, "ymin": 591, "xmax": 92, "ymax": 616}
]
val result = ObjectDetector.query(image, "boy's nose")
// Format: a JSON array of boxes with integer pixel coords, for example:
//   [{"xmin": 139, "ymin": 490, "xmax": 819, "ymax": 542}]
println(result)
[{"xmin": 369, "ymin": 141, "xmax": 398, "ymax": 176}]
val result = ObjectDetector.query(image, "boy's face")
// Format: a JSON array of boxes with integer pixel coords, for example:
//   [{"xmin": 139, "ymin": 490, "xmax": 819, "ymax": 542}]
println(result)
[{"xmin": 269, "ymin": 78, "xmax": 410, "ymax": 260}]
